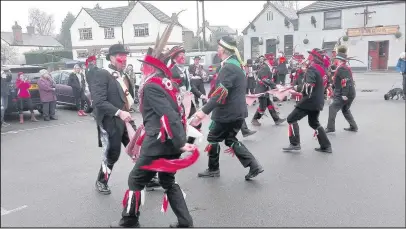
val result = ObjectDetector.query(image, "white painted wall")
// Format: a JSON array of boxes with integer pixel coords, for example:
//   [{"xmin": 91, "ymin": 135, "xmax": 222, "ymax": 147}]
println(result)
[
  {"xmin": 295, "ymin": 2, "xmax": 405, "ymax": 68},
  {"xmin": 70, "ymin": 9, "xmax": 123, "ymax": 48},
  {"xmin": 243, "ymin": 4, "xmax": 296, "ymax": 61}
]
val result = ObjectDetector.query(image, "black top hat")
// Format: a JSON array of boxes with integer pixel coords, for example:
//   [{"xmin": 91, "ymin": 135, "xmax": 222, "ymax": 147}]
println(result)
[
  {"xmin": 194, "ymin": 56, "xmax": 201, "ymax": 60},
  {"xmin": 106, "ymin": 44, "xmax": 129, "ymax": 61}
]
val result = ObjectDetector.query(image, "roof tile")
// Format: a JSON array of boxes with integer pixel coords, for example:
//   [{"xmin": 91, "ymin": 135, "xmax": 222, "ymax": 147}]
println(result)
[
  {"xmin": 1, "ymin": 32, "xmax": 63, "ymax": 47},
  {"xmin": 298, "ymin": 1, "xmax": 400, "ymax": 13}
]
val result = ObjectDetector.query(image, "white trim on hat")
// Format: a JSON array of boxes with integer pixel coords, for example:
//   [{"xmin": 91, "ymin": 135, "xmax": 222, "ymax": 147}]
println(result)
[{"xmin": 218, "ymin": 38, "xmax": 244, "ymax": 65}]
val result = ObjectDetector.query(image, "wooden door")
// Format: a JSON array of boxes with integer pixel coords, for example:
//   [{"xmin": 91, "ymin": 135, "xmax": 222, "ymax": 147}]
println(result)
[
  {"xmin": 368, "ymin": 41, "xmax": 379, "ymax": 70},
  {"xmin": 378, "ymin": 40, "xmax": 389, "ymax": 70},
  {"xmin": 266, "ymin": 39, "xmax": 277, "ymax": 54}
]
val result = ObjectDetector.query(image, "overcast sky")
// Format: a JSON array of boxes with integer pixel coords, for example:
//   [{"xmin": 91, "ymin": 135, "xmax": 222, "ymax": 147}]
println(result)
[{"xmin": 1, "ymin": 1, "xmax": 314, "ymax": 35}]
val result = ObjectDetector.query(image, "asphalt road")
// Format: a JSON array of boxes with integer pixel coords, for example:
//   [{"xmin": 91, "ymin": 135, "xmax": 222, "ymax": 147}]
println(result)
[{"xmin": 1, "ymin": 72, "xmax": 405, "ymax": 227}]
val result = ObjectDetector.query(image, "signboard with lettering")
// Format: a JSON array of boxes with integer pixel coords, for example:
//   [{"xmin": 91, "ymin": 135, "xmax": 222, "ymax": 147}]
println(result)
[{"xmin": 346, "ymin": 25, "xmax": 399, "ymax": 37}]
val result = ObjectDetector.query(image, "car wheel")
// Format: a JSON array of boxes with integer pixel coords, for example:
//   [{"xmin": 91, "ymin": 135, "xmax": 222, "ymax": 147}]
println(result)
[{"xmin": 84, "ymin": 99, "xmax": 93, "ymax": 113}]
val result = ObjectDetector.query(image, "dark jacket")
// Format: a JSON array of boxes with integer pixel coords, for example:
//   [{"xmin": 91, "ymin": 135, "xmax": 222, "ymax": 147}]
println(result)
[
  {"xmin": 276, "ymin": 62, "xmax": 288, "ymax": 75},
  {"xmin": 202, "ymin": 55, "xmax": 248, "ymax": 122},
  {"xmin": 188, "ymin": 64, "xmax": 204, "ymax": 78},
  {"xmin": 68, "ymin": 72, "xmax": 86, "ymax": 97},
  {"xmin": 141, "ymin": 77, "xmax": 186, "ymax": 156},
  {"xmin": 296, "ymin": 64, "xmax": 325, "ymax": 111},
  {"xmin": 255, "ymin": 63, "xmax": 276, "ymax": 95},
  {"xmin": 171, "ymin": 65, "xmax": 201, "ymax": 98},
  {"xmin": 90, "ymin": 66, "xmax": 133, "ymax": 125},
  {"xmin": 85, "ymin": 65, "xmax": 98, "ymax": 93},
  {"xmin": 332, "ymin": 64, "xmax": 356, "ymax": 98},
  {"xmin": 1, "ymin": 72, "xmax": 12, "ymax": 96}
]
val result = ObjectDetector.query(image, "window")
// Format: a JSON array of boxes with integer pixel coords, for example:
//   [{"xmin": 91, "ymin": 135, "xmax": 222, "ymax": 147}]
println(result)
[
  {"xmin": 104, "ymin": 27, "xmax": 115, "ymax": 39},
  {"xmin": 133, "ymin": 24, "xmax": 149, "ymax": 37},
  {"xmin": 266, "ymin": 12, "xmax": 273, "ymax": 21},
  {"xmin": 77, "ymin": 50, "xmax": 88, "ymax": 58},
  {"xmin": 51, "ymin": 71, "xmax": 61, "ymax": 83},
  {"xmin": 79, "ymin": 28, "xmax": 93, "ymax": 40},
  {"xmin": 284, "ymin": 35, "xmax": 294, "ymax": 57},
  {"xmin": 60, "ymin": 72, "xmax": 70, "ymax": 85},
  {"xmin": 324, "ymin": 11, "xmax": 341, "ymax": 29},
  {"xmin": 322, "ymin": 42, "xmax": 336, "ymax": 57}
]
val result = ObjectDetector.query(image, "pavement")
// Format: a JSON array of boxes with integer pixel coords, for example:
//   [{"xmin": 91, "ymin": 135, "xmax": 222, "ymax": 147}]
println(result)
[{"xmin": 1, "ymin": 72, "xmax": 405, "ymax": 227}]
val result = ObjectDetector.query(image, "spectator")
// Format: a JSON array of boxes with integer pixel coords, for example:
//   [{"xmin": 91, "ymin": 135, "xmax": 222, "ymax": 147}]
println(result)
[
  {"xmin": 38, "ymin": 69, "xmax": 58, "ymax": 121},
  {"xmin": 68, "ymin": 64, "xmax": 87, "ymax": 116},
  {"xmin": 1, "ymin": 69, "xmax": 12, "ymax": 127},
  {"xmin": 396, "ymin": 52, "xmax": 406, "ymax": 99},
  {"xmin": 16, "ymin": 72, "xmax": 38, "ymax": 124}
]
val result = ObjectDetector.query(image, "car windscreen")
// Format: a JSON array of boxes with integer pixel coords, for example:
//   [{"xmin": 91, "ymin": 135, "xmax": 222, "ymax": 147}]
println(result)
[{"xmin": 11, "ymin": 72, "xmax": 41, "ymax": 84}]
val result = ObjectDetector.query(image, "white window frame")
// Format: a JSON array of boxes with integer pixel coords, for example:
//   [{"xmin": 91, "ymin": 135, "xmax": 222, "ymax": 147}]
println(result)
[
  {"xmin": 104, "ymin": 27, "xmax": 115, "ymax": 39},
  {"xmin": 79, "ymin": 28, "xmax": 93, "ymax": 40},
  {"xmin": 324, "ymin": 11, "xmax": 342, "ymax": 30},
  {"xmin": 266, "ymin": 12, "xmax": 273, "ymax": 21},
  {"xmin": 133, "ymin": 23, "xmax": 149, "ymax": 37}
]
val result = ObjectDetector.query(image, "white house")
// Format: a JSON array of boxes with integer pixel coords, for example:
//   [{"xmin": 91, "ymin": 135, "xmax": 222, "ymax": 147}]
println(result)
[
  {"xmin": 295, "ymin": 0, "xmax": 405, "ymax": 70},
  {"xmin": 242, "ymin": 2, "xmax": 298, "ymax": 61},
  {"xmin": 1, "ymin": 22, "xmax": 63, "ymax": 65},
  {"xmin": 70, "ymin": 1, "xmax": 183, "ymax": 71},
  {"xmin": 198, "ymin": 21, "xmax": 238, "ymax": 44}
]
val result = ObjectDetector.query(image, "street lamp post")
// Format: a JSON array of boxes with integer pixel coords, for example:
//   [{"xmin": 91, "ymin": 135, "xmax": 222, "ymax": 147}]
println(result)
[
  {"xmin": 196, "ymin": 1, "xmax": 201, "ymax": 51},
  {"xmin": 201, "ymin": 0, "xmax": 206, "ymax": 51}
]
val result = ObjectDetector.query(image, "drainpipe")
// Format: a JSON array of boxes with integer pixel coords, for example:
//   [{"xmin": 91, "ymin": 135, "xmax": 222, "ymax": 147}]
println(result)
[{"xmin": 121, "ymin": 26, "xmax": 125, "ymax": 45}]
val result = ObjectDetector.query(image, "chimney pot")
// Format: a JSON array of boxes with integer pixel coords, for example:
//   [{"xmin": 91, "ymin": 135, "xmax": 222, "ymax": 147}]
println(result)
[
  {"xmin": 27, "ymin": 25, "xmax": 35, "ymax": 35},
  {"xmin": 12, "ymin": 21, "xmax": 23, "ymax": 44}
]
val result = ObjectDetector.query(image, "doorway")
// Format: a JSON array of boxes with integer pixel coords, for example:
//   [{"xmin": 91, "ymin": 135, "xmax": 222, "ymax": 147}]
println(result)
[
  {"xmin": 266, "ymin": 39, "xmax": 277, "ymax": 54},
  {"xmin": 368, "ymin": 40, "xmax": 389, "ymax": 70}
]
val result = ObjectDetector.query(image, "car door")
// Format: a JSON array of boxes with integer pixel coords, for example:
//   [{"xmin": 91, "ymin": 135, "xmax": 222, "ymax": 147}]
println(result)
[
  {"xmin": 51, "ymin": 71, "xmax": 62, "ymax": 102},
  {"xmin": 59, "ymin": 72, "xmax": 75, "ymax": 104}
]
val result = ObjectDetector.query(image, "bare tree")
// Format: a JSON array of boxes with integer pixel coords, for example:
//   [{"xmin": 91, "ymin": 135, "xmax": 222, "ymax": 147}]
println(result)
[
  {"xmin": 269, "ymin": 1, "xmax": 299, "ymax": 10},
  {"xmin": 28, "ymin": 8, "xmax": 55, "ymax": 36},
  {"xmin": 1, "ymin": 45, "xmax": 17, "ymax": 65}
]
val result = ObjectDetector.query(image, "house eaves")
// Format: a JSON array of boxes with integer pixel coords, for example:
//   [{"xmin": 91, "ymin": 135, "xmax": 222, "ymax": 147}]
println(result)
[{"xmin": 298, "ymin": 0, "xmax": 401, "ymax": 14}]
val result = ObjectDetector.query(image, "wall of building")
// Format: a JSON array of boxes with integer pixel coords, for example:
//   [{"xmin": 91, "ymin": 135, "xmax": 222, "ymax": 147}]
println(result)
[
  {"xmin": 295, "ymin": 2, "xmax": 405, "ymax": 69},
  {"xmin": 243, "ymin": 4, "xmax": 296, "ymax": 61}
]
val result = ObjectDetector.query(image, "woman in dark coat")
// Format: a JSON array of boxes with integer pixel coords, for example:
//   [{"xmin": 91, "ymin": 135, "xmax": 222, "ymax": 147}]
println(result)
[
  {"xmin": 244, "ymin": 59, "xmax": 256, "ymax": 94},
  {"xmin": 68, "ymin": 64, "xmax": 87, "ymax": 116}
]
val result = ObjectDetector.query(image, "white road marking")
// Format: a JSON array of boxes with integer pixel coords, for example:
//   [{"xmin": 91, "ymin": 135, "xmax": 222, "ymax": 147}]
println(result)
[
  {"xmin": 1, "ymin": 120, "xmax": 90, "ymax": 135},
  {"xmin": 1, "ymin": 205, "xmax": 28, "ymax": 216}
]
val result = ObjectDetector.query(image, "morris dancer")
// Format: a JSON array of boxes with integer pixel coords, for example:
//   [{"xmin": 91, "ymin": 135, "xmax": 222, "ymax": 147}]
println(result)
[
  {"xmin": 251, "ymin": 55, "xmax": 286, "ymax": 127},
  {"xmin": 290, "ymin": 62, "xmax": 305, "ymax": 104},
  {"xmin": 91, "ymin": 44, "xmax": 135, "ymax": 195},
  {"xmin": 245, "ymin": 59, "xmax": 256, "ymax": 95},
  {"xmin": 325, "ymin": 45, "xmax": 358, "ymax": 133},
  {"xmin": 282, "ymin": 48, "xmax": 332, "ymax": 153},
  {"xmin": 111, "ymin": 44, "xmax": 195, "ymax": 227},
  {"xmin": 188, "ymin": 56, "xmax": 206, "ymax": 108},
  {"xmin": 212, "ymin": 58, "xmax": 257, "ymax": 138},
  {"xmin": 195, "ymin": 36, "xmax": 263, "ymax": 180}
]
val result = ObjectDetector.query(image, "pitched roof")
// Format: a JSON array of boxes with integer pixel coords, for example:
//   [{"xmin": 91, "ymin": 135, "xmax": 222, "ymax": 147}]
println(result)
[
  {"xmin": 298, "ymin": 0, "xmax": 401, "ymax": 13},
  {"xmin": 242, "ymin": 2, "xmax": 298, "ymax": 35},
  {"xmin": 1, "ymin": 32, "xmax": 63, "ymax": 47},
  {"xmin": 82, "ymin": 1, "xmax": 182, "ymax": 27},
  {"xmin": 198, "ymin": 25, "xmax": 237, "ymax": 36}
]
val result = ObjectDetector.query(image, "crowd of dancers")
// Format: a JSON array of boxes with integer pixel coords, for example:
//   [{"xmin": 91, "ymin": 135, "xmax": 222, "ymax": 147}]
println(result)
[{"xmin": 83, "ymin": 12, "xmax": 359, "ymax": 228}]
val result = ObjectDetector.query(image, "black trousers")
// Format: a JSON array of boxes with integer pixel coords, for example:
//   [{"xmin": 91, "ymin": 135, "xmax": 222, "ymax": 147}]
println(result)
[
  {"xmin": 18, "ymin": 97, "xmax": 34, "ymax": 114},
  {"xmin": 191, "ymin": 79, "xmax": 206, "ymax": 105},
  {"xmin": 246, "ymin": 77, "xmax": 256, "ymax": 94},
  {"xmin": 327, "ymin": 96, "xmax": 357, "ymax": 130},
  {"xmin": 122, "ymin": 152, "xmax": 193, "ymax": 227},
  {"xmin": 277, "ymin": 74, "xmax": 286, "ymax": 85},
  {"xmin": 252, "ymin": 96, "xmax": 280, "ymax": 122},
  {"xmin": 206, "ymin": 119, "xmax": 257, "ymax": 171},
  {"xmin": 74, "ymin": 89, "xmax": 86, "ymax": 111},
  {"xmin": 287, "ymin": 107, "xmax": 331, "ymax": 148},
  {"xmin": 97, "ymin": 117, "xmax": 131, "ymax": 184}
]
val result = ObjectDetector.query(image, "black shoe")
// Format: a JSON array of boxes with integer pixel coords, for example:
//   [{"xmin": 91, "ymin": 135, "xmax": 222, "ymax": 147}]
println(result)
[
  {"xmin": 282, "ymin": 144, "xmax": 301, "ymax": 152},
  {"xmin": 325, "ymin": 128, "xmax": 335, "ymax": 134},
  {"xmin": 344, "ymin": 127, "xmax": 358, "ymax": 132},
  {"xmin": 315, "ymin": 147, "xmax": 333, "ymax": 153},
  {"xmin": 110, "ymin": 218, "xmax": 140, "ymax": 228},
  {"xmin": 274, "ymin": 118, "xmax": 286, "ymax": 125},
  {"xmin": 169, "ymin": 222, "xmax": 194, "ymax": 228},
  {"xmin": 44, "ymin": 117, "xmax": 50, "ymax": 121},
  {"xmin": 50, "ymin": 116, "xmax": 58, "ymax": 120},
  {"xmin": 245, "ymin": 165, "xmax": 264, "ymax": 180},
  {"xmin": 242, "ymin": 130, "xmax": 257, "ymax": 137},
  {"xmin": 197, "ymin": 169, "xmax": 220, "ymax": 178},
  {"xmin": 96, "ymin": 181, "xmax": 111, "ymax": 195}
]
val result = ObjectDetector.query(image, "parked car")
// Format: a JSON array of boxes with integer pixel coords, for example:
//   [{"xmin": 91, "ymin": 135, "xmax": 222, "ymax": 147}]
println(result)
[
  {"xmin": 185, "ymin": 51, "xmax": 222, "ymax": 83},
  {"xmin": 50, "ymin": 70, "xmax": 93, "ymax": 113},
  {"xmin": 2, "ymin": 65, "xmax": 46, "ymax": 114}
]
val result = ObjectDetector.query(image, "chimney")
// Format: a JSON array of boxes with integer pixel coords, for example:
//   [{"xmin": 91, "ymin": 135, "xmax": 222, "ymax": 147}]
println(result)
[
  {"xmin": 12, "ymin": 21, "xmax": 23, "ymax": 44},
  {"xmin": 128, "ymin": 0, "xmax": 136, "ymax": 6},
  {"xmin": 27, "ymin": 25, "xmax": 35, "ymax": 35}
]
